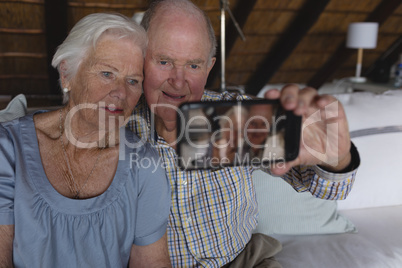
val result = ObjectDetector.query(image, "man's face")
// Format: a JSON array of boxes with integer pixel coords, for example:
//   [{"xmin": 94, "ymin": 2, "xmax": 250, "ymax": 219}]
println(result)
[{"xmin": 143, "ymin": 12, "xmax": 216, "ymax": 127}]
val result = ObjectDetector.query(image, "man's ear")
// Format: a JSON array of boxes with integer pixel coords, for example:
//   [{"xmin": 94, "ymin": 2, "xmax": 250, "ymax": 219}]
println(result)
[{"xmin": 206, "ymin": 57, "xmax": 216, "ymax": 75}]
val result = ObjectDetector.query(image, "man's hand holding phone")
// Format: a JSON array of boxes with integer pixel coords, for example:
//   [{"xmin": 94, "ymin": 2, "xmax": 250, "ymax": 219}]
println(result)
[{"xmin": 265, "ymin": 84, "xmax": 352, "ymax": 175}]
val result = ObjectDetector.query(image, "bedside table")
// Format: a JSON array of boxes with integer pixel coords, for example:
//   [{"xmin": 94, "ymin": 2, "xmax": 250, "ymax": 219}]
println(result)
[{"xmin": 346, "ymin": 81, "xmax": 399, "ymax": 94}]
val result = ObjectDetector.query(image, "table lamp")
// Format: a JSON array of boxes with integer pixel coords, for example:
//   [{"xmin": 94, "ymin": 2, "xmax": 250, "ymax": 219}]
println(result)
[
  {"xmin": 132, "ymin": 12, "xmax": 144, "ymax": 25},
  {"xmin": 346, "ymin": 22, "xmax": 379, "ymax": 83}
]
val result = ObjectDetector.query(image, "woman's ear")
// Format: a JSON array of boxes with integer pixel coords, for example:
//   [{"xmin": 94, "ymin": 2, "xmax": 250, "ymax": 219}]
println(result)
[{"xmin": 59, "ymin": 61, "xmax": 69, "ymax": 89}]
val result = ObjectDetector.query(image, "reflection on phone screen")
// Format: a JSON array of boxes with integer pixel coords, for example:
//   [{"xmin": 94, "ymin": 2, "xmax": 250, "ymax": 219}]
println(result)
[{"xmin": 178, "ymin": 101, "xmax": 290, "ymax": 170}]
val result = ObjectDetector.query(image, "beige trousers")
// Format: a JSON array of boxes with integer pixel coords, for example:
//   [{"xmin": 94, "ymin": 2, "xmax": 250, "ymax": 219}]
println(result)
[{"xmin": 223, "ymin": 233, "xmax": 283, "ymax": 268}]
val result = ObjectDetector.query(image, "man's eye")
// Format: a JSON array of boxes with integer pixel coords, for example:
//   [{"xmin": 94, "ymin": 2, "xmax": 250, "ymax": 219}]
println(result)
[
  {"xmin": 189, "ymin": 64, "xmax": 200, "ymax": 69},
  {"xmin": 157, "ymin": 60, "xmax": 173, "ymax": 70}
]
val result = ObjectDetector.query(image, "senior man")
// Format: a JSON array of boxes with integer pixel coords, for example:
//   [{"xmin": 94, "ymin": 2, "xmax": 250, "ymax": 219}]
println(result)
[{"xmin": 129, "ymin": 0, "xmax": 360, "ymax": 267}]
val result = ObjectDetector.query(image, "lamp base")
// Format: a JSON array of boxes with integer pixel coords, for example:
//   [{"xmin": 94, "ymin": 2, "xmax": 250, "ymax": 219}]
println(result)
[{"xmin": 349, "ymin": 76, "xmax": 367, "ymax": 83}]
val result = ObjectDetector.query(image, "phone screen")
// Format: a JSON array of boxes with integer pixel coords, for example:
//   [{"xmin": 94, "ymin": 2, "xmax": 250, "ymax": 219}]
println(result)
[{"xmin": 176, "ymin": 99, "xmax": 301, "ymax": 170}]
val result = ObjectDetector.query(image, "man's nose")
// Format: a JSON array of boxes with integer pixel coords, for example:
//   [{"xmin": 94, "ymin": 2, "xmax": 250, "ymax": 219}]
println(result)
[{"xmin": 168, "ymin": 66, "xmax": 185, "ymax": 89}]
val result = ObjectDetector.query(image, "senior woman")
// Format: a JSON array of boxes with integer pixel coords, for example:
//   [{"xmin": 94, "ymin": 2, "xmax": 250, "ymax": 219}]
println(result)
[{"xmin": 0, "ymin": 13, "xmax": 171, "ymax": 267}]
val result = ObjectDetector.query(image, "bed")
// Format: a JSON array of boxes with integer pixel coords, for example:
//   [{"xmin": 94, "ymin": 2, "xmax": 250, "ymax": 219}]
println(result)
[
  {"xmin": 271, "ymin": 206, "xmax": 402, "ymax": 268},
  {"xmin": 253, "ymin": 85, "xmax": 402, "ymax": 267}
]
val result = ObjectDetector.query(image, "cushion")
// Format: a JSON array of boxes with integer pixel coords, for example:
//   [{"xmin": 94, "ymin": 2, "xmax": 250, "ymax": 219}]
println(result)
[
  {"xmin": 334, "ymin": 89, "xmax": 402, "ymax": 210},
  {"xmin": 271, "ymin": 205, "xmax": 402, "ymax": 268},
  {"xmin": 0, "ymin": 94, "xmax": 27, "ymax": 123},
  {"xmin": 252, "ymin": 170, "xmax": 356, "ymax": 235}
]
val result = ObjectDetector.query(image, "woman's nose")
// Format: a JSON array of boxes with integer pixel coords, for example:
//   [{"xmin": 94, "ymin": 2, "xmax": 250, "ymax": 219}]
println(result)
[{"xmin": 110, "ymin": 81, "xmax": 127, "ymax": 99}]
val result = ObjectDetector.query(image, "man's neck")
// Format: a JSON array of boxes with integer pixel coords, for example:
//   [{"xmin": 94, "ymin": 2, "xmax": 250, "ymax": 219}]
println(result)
[{"xmin": 155, "ymin": 116, "xmax": 177, "ymax": 149}]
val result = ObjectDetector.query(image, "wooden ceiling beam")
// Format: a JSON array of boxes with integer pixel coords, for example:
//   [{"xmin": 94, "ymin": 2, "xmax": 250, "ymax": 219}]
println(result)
[
  {"xmin": 365, "ymin": 35, "xmax": 402, "ymax": 81},
  {"xmin": 308, "ymin": 0, "xmax": 402, "ymax": 89},
  {"xmin": 244, "ymin": 0, "xmax": 331, "ymax": 96},
  {"xmin": 206, "ymin": 0, "xmax": 258, "ymax": 90},
  {"xmin": 44, "ymin": 0, "xmax": 68, "ymax": 97}
]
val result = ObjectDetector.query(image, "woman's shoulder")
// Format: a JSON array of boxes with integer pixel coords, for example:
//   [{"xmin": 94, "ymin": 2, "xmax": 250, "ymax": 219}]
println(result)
[
  {"xmin": 1, "ymin": 110, "xmax": 52, "ymax": 133},
  {"xmin": 32, "ymin": 110, "xmax": 60, "ymax": 139},
  {"xmin": 0, "ymin": 112, "xmax": 29, "ymax": 128},
  {"xmin": 0, "ymin": 112, "xmax": 35, "ymax": 140}
]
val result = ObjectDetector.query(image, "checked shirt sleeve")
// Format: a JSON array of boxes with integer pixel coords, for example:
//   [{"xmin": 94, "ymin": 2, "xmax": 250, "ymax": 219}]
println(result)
[
  {"xmin": 278, "ymin": 143, "xmax": 360, "ymax": 200},
  {"xmin": 279, "ymin": 165, "xmax": 357, "ymax": 200}
]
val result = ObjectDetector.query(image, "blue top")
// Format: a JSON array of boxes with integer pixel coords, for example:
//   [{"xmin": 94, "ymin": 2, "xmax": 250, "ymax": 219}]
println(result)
[{"xmin": 0, "ymin": 111, "xmax": 171, "ymax": 268}]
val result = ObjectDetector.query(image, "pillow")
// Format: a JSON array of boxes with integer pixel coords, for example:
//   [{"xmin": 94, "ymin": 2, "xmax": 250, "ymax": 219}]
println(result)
[
  {"xmin": 0, "ymin": 94, "xmax": 27, "ymax": 123},
  {"xmin": 334, "ymin": 89, "xmax": 402, "ymax": 210},
  {"xmin": 252, "ymin": 170, "xmax": 356, "ymax": 235}
]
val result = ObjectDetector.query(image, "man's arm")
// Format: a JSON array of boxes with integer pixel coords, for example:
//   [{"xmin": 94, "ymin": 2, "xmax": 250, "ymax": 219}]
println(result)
[
  {"xmin": 263, "ymin": 84, "xmax": 360, "ymax": 200},
  {"xmin": 204, "ymin": 86, "xmax": 360, "ymax": 199},
  {"xmin": 264, "ymin": 85, "xmax": 357, "ymax": 175},
  {"xmin": 129, "ymin": 232, "xmax": 172, "ymax": 268},
  {"xmin": 0, "ymin": 225, "xmax": 14, "ymax": 268},
  {"xmin": 205, "ymin": 86, "xmax": 357, "ymax": 174}
]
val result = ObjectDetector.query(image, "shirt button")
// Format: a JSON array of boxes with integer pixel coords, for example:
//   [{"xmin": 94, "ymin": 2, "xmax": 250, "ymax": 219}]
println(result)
[
  {"xmin": 186, "ymin": 217, "xmax": 192, "ymax": 225},
  {"xmin": 182, "ymin": 179, "xmax": 187, "ymax": 185}
]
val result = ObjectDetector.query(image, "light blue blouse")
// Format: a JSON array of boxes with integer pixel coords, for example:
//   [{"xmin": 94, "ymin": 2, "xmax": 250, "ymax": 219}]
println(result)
[{"xmin": 0, "ymin": 112, "xmax": 171, "ymax": 268}]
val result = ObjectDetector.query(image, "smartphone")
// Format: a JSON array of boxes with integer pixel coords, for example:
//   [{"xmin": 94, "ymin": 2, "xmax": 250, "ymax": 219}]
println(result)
[{"xmin": 176, "ymin": 99, "xmax": 302, "ymax": 170}]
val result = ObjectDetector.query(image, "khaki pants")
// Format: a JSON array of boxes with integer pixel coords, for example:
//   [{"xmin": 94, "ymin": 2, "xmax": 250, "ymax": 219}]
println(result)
[{"xmin": 223, "ymin": 233, "xmax": 283, "ymax": 268}]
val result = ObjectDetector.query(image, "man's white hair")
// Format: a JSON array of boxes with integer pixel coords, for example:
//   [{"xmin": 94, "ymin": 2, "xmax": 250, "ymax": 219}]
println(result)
[{"xmin": 141, "ymin": 0, "xmax": 217, "ymax": 64}]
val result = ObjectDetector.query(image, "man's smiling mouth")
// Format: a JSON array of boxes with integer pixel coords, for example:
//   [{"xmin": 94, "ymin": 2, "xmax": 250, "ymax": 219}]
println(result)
[{"xmin": 163, "ymin": 91, "xmax": 185, "ymax": 100}]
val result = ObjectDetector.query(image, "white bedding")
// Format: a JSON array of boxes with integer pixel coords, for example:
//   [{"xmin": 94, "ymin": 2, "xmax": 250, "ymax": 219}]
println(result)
[{"xmin": 271, "ymin": 205, "xmax": 402, "ymax": 268}]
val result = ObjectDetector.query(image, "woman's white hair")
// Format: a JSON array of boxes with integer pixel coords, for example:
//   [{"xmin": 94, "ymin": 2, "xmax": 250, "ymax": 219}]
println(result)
[
  {"xmin": 220, "ymin": 106, "xmax": 248, "ymax": 128},
  {"xmin": 51, "ymin": 12, "xmax": 147, "ymax": 103}
]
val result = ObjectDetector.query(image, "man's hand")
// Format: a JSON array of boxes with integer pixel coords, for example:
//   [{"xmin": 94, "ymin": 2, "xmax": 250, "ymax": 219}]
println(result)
[{"xmin": 265, "ymin": 84, "xmax": 352, "ymax": 175}]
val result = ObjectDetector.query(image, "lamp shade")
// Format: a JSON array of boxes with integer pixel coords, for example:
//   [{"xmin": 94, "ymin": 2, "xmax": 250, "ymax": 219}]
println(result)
[
  {"xmin": 346, "ymin": 22, "xmax": 379, "ymax": 49},
  {"xmin": 132, "ymin": 12, "xmax": 144, "ymax": 25}
]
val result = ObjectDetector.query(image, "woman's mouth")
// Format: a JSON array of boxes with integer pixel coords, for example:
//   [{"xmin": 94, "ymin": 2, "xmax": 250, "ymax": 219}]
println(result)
[{"xmin": 104, "ymin": 106, "xmax": 124, "ymax": 114}]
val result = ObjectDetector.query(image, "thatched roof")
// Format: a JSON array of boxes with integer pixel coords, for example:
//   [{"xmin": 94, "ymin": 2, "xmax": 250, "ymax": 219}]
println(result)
[{"xmin": 1, "ymin": 0, "xmax": 401, "ymax": 108}]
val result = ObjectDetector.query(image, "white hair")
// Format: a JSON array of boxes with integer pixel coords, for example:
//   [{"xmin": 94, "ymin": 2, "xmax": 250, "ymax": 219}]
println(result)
[
  {"xmin": 51, "ymin": 13, "xmax": 147, "ymax": 102},
  {"xmin": 141, "ymin": 0, "xmax": 217, "ymax": 63},
  {"xmin": 220, "ymin": 106, "xmax": 248, "ymax": 128}
]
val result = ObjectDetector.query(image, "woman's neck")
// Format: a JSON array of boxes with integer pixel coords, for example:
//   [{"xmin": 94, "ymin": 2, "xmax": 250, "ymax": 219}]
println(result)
[{"xmin": 60, "ymin": 108, "xmax": 120, "ymax": 149}]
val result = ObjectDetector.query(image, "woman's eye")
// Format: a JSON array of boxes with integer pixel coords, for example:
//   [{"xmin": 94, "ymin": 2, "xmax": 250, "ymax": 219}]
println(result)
[
  {"xmin": 102, "ymin": 71, "xmax": 112, "ymax": 78},
  {"xmin": 128, "ymin": 79, "xmax": 139, "ymax": 86}
]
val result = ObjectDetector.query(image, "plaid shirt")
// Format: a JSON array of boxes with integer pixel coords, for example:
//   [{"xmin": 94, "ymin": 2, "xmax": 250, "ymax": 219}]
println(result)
[{"xmin": 128, "ymin": 90, "xmax": 357, "ymax": 267}]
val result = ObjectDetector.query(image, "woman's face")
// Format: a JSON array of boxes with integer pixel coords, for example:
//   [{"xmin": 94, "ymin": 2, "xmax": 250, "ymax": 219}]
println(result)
[
  {"xmin": 246, "ymin": 105, "xmax": 273, "ymax": 147},
  {"xmin": 65, "ymin": 34, "xmax": 144, "ymax": 132}
]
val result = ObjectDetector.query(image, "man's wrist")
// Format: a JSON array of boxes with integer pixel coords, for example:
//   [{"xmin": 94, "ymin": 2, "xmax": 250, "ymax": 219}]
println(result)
[{"xmin": 318, "ymin": 142, "xmax": 360, "ymax": 174}]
